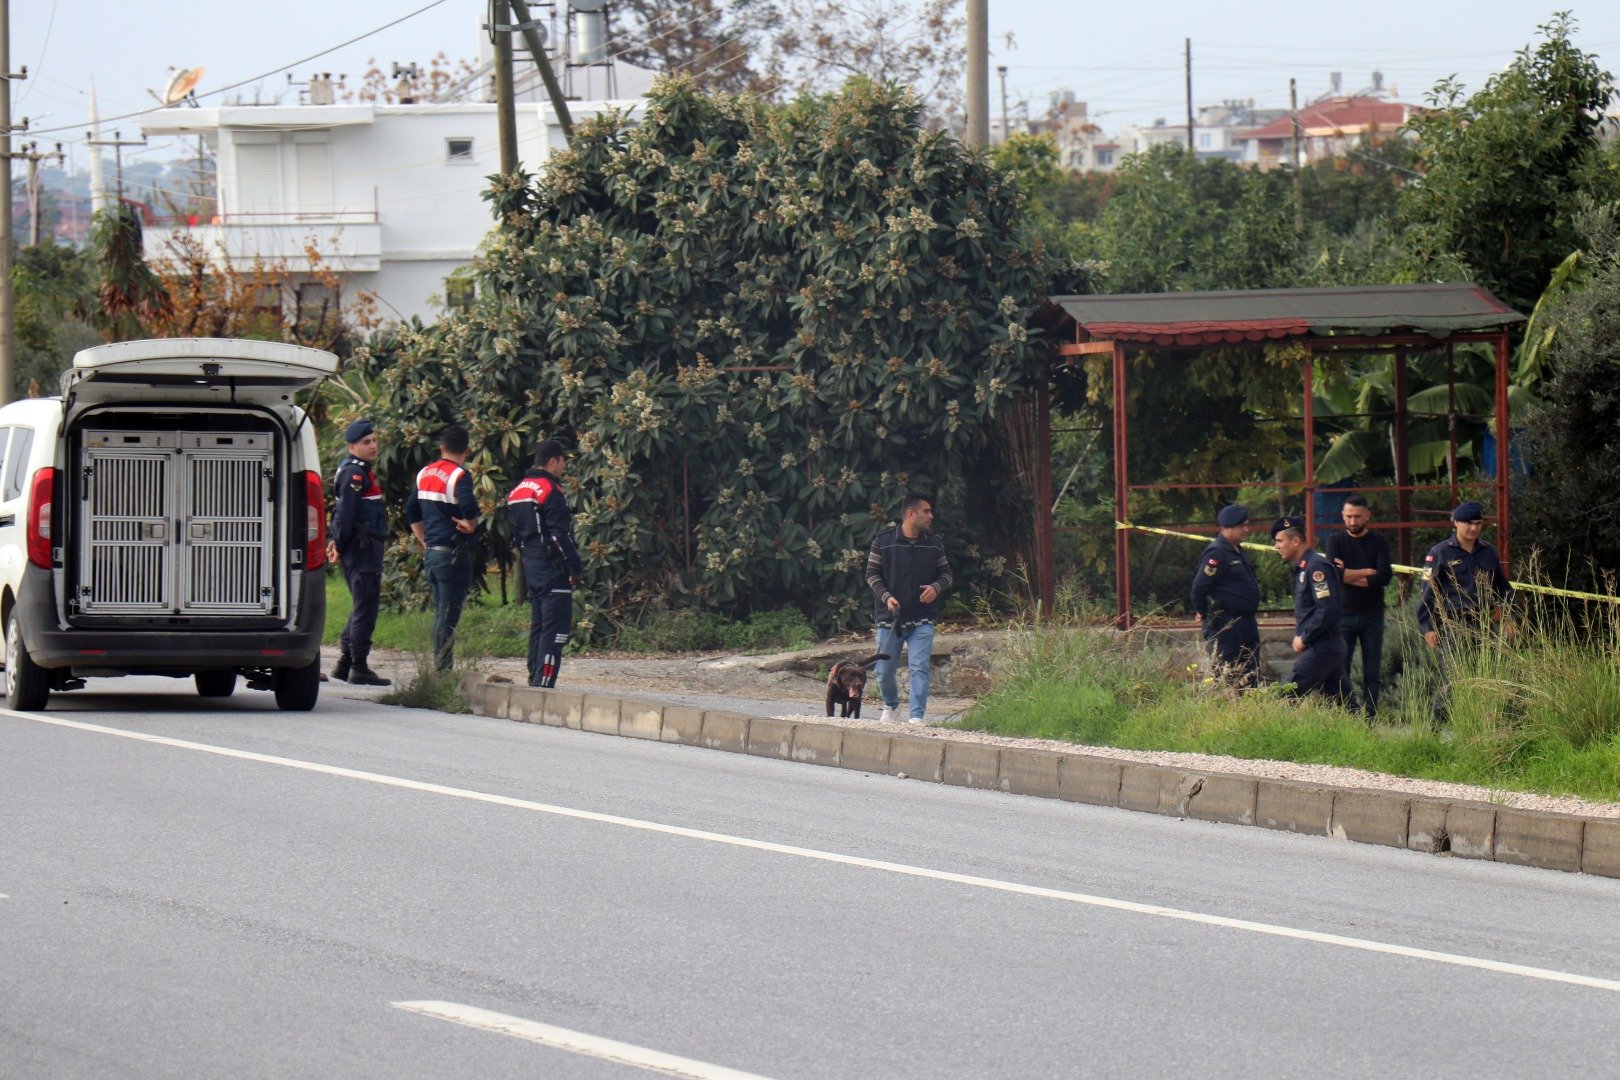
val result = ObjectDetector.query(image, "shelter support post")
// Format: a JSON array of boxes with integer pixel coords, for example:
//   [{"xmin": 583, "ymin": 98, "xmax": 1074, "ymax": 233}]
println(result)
[
  {"xmin": 1303, "ymin": 345, "xmax": 1316, "ymax": 547},
  {"xmin": 1446, "ymin": 342, "xmax": 1460, "ymax": 508},
  {"xmin": 1035, "ymin": 378, "xmax": 1055, "ymax": 614},
  {"xmin": 1112, "ymin": 341, "xmax": 1131, "ymax": 629},
  {"xmin": 1393, "ymin": 348, "xmax": 1412, "ymax": 568},
  {"xmin": 1494, "ymin": 331, "xmax": 1511, "ymax": 571}
]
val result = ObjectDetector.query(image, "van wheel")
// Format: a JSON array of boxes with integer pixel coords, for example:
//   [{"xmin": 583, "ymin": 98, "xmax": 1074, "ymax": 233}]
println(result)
[
  {"xmin": 273, "ymin": 658, "xmax": 321, "ymax": 712},
  {"xmin": 5, "ymin": 611, "xmax": 50, "ymax": 711},
  {"xmin": 195, "ymin": 670, "xmax": 237, "ymax": 698}
]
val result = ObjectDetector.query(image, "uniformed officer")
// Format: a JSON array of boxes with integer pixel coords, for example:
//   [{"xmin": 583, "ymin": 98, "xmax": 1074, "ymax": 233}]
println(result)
[
  {"xmin": 1189, "ymin": 504, "xmax": 1261, "ymax": 687},
  {"xmin": 506, "ymin": 439, "xmax": 582, "ymax": 688},
  {"xmin": 1417, "ymin": 501, "xmax": 1513, "ymax": 722},
  {"xmin": 328, "ymin": 419, "xmax": 392, "ymax": 686},
  {"xmin": 1270, "ymin": 516, "xmax": 1352, "ymax": 704},
  {"xmin": 406, "ymin": 424, "xmax": 480, "ymax": 671}
]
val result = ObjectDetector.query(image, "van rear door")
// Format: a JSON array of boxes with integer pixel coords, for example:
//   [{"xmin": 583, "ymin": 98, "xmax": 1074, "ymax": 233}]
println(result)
[{"xmin": 65, "ymin": 338, "xmax": 338, "ymax": 406}]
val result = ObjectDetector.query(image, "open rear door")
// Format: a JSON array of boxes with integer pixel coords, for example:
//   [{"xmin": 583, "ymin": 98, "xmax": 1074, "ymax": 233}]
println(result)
[{"xmin": 65, "ymin": 338, "xmax": 338, "ymax": 406}]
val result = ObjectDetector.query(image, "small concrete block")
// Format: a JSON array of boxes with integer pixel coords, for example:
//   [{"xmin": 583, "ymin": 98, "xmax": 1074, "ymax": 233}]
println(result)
[
  {"xmin": 1119, "ymin": 764, "xmax": 1181, "ymax": 814},
  {"xmin": 942, "ymin": 742, "xmax": 1000, "ymax": 790},
  {"xmin": 888, "ymin": 735, "xmax": 943, "ymax": 782},
  {"xmin": 509, "ymin": 687, "xmax": 547, "ymax": 725},
  {"xmin": 747, "ymin": 717, "xmax": 797, "ymax": 759},
  {"xmin": 660, "ymin": 707, "xmax": 705, "ymax": 745},
  {"xmin": 1186, "ymin": 774, "xmax": 1257, "ymax": 826},
  {"xmin": 620, "ymin": 705, "xmax": 664, "ymax": 741},
  {"xmin": 1059, "ymin": 756, "xmax": 1121, "ymax": 806},
  {"xmin": 482, "ymin": 683, "xmax": 514, "ymax": 719},
  {"xmin": 839, "ymin": 730, "xmax": 891, "ymax": 774},
  {"xmin": 580, "ymin": 695, "xmax": 621, "ymax": 735},
  {"xmin": 1408, "ymin": 799, "xmax": 1451, "ymax": 854},
  {"xmin": 1256, "ymin": 780, "xmax": 1334, "ymax": 835},
  {"xmin": 998, "ymin": 748, "xmax": 1061, "ymax": 798},
  {"xmin": 700, "ymin": 712, "xmax": 750, "ymax": 753},
  {"xmin": 1493, "ymin": 809, "xmax": 1584, "ymax": 872},
  {"xmin": 1331, "ymin": 790, "xmax": 1410, "ymax": 849},
  {"xmin": 1580, "ymin": 818, "xmax": 1620, "ymax": 879},
  {"xmin": 791, "ymin": 724, "xmax": 843, "ymax": 766},
  {"xmin": 1445, "ymin": 803, "xmax": 1497, "ymax": 860}
]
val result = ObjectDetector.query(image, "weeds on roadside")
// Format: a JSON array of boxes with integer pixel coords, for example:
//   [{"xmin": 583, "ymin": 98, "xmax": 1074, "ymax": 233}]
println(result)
[{"xmin": 378, "ymin": 654, "xmax": 473, "ymax": 713}]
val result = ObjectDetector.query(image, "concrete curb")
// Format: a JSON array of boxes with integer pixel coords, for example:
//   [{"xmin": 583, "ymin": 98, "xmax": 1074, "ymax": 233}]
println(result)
[{"xmin": 459, "ymin": 674, "xmax": 1617, "ymax": 880}]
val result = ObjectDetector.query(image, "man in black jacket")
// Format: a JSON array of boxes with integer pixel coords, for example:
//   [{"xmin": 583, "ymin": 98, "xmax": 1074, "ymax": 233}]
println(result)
[
  {"xmin": 1323, "ymin": 495, "xmax": 1393, "ymax": 715},
  {"xmin": 1189, "ymin": 504, "xmax": 1261, "ymax": 687},
  {"xmin": 328, "ymin": 419, "xmax": 391, "ymax": 687},
  {"xmin": 1271, "ymin": 516, "xmax": 1352, "ymax": 705},
  {"xmin": 507, "ymin": 440, "xmax": 582, "ymax": 688},
  {"xmin": 865, "ymin": 493, "xmax": 953, "ymax": 724}
]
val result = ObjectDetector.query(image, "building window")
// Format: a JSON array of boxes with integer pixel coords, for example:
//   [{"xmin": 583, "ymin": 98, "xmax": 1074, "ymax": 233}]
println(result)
[
  {"xmin": 1096, "ymin": 149, "xmax": 1113, "ymax": 167},
  {"xmin": 1197, "ymin": 133, "xmax": 1212, "ymax": 149},
  {"xmin": 446, "ymin": 137, "xmax": 474, "ymax": 163}
]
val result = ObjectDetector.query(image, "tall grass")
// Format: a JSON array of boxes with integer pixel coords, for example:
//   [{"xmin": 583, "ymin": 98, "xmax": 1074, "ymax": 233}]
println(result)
[{"xmin": 960, "ymin": 580, "xmax": 1620, "ymax": 803}]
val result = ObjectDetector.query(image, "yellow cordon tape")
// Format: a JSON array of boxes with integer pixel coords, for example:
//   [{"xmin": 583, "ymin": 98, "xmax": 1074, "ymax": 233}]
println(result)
[{"xmin": 1114, "ymin": 521, "xmax": 1620, "ymax": 605}]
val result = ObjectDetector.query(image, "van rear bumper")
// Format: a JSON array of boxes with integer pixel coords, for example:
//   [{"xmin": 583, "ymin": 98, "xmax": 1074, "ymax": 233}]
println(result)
[{"xmin": 17, "ymin": 568, "xmax": 327, "ymax": 671}]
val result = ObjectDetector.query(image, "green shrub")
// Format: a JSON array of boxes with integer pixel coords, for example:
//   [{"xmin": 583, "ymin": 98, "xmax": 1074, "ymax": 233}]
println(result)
[{"xmin": 613, "ymin": 604, "xmax": 816, "ymax": 653}]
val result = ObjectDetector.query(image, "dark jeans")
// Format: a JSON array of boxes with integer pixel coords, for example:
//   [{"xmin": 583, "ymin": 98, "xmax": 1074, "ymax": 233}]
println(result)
[
  {"xmin": 425, "ymin": 547, "xmax": 474, "ymax": 671},
  {"xmin": 340, "ymin": 557, "xmax": 381, "ymax": 663},
  {"xmin": 1339, "ymin": 610, "xmax": 1385, "ymax": 714},
  {"xmin": 524, "ymin": 558, "xmax": 573, "ymax": 688}
]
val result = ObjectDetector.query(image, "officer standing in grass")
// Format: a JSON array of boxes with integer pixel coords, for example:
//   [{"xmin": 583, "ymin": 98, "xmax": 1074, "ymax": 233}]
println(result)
[
  {"xmin": 1190, "ymin": 504, "xmax": 1261, "ymax": 687},
  {"xmin": 1270, "ymin": 516, "xmax": 1351, "ymax": 705},
  {"xmin": 328, "ymin": 419, "xmax": 391, "ymax": 687},
  {"xmin": 1324, "ymin": 494, "xmax": 1394, "ymax": 716},
  {"xmin": 1417, "ymin": 500, "xmax": 1514, "ymax": 722},
  {"xmin": 507, "ymin": 439, "xmax": 582, "ymax": 689},
  {"xmin": 406, "ymin": 424, "xmax": 481, "ymax": 672}
]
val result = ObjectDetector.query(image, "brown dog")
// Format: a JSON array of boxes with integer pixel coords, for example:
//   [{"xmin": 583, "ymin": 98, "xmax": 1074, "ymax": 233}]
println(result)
[{"xmin": 825, "ymin": 653, "xmax": 890, "ymax": 718}]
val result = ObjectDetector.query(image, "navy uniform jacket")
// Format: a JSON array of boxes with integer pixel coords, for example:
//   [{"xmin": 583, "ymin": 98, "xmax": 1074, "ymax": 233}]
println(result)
[
  {"xmin": 1292, "ymin": 549, "xmax": 1344, "ymax": 646},
  {"xmin": 1190, "ymin": 535, "xmax": 1260, "ymax": 618},
  {"xmin": 1417, "ymin": 536, "xmax": 1512, "ymax": 634},
  {"xmin": 406, "ymin": 457, "xmax": 480, "ymax": 548},
  {"xmin": 506, "ymin": 468, "xmax": 582, "ymax": 580},
  {"xmin": 330, "ymin": 455, "xmax": 389, "ymax": 569}
]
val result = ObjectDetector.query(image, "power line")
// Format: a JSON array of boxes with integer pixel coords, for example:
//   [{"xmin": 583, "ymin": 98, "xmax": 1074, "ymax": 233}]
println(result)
[{"xmin": 28, "ymin": 0, "xmax": 457, "ymax": 136}]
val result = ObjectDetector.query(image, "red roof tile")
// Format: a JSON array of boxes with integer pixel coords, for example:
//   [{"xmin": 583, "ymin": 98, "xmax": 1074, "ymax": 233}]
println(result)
[{"xmin": 1236, "ymin": 97, "xmax": 1411, "ymax": 142}]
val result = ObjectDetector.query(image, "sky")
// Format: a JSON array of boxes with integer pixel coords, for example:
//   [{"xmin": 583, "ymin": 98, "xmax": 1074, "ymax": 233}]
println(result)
[{"xmin": 11, "ymin": 0, "xmax": 1620, "ymax": 171}]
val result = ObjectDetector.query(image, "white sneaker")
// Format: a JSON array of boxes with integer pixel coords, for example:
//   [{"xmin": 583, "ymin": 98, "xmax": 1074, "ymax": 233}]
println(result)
[
  {"xmin": 878, "ymin": 706, "xmax": 897, "ymax": 724},
  {"xmin": 906, "ymin": 716, "xmax": 927, "ymax": 725}
]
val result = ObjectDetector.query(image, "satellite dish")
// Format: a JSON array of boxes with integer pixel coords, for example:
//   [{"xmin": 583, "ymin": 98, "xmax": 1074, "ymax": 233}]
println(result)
[{"xmin": 162, "ymin": 67, "xmax": 206, "ymax": 106}]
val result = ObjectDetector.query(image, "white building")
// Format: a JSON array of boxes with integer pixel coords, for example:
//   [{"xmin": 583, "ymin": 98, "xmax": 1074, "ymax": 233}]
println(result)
[{"xmin": 138, "ymin": 94, "xmax": 646, "ymax": 323}]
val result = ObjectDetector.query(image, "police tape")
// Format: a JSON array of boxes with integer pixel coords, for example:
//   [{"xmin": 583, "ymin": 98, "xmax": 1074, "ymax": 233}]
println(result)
[{"xmin": 1113, "ymin": 520, "xmax": 1620, "ymax": 605}]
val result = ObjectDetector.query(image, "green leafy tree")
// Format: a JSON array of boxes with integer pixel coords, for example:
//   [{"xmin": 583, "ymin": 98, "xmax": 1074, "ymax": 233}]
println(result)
[
  {"xmin": 364, "ymin": 77, "xmax": 1054, "ymax": 634},
  {"xmin": 1399, "ymin": 12, "xmax": 1618, "ymax": 314},
  {"xmin": 88, "ymin": 205, "xmax": 174, "ymax": 342},
  {"xmin": 12, "ymin": 243, "xmax": 100, "ymax": 395}
]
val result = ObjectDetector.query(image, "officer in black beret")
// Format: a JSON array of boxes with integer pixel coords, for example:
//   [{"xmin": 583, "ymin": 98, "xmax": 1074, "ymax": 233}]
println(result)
[
  {"xmin": 1417, "ymin": 501, "xmax": 1513, "ymax": 722},
  {"xmin": 328, "ymin": 419, "xmax": 391, "ymax": 686},
  {"xmin": 1270, "ymin": 516, "xmax": 1351, "ymax": 705},
  {"xmin": 1189, "ymin": 504, "xmax": 1261, "ymax": 686}
]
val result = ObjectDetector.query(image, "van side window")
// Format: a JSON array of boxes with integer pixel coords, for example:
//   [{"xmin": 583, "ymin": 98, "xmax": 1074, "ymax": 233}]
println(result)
[
  {"xmin": 3, "ymin": 428, "xmax": 33, "ymax": 500},
  {"xmin": 0, "ymin": 428, "xmax": 12, "ymax": 497}
]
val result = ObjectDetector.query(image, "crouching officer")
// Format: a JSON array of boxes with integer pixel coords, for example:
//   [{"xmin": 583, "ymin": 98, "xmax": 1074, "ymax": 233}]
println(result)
[
  {"xmin": 506, "ymin": 439, "xmax": 582, "ymax": 688},
  {"xmin": 329, "ymin": 419, "xmax": 392, "ymax": 686},
  {"xmin": 1190, "ymin": 504, "xmax": 1261, "ymax": 687},
  {"xmin": 1270, "ymin": 516, "xmax": 1350, "ymax": 704}
]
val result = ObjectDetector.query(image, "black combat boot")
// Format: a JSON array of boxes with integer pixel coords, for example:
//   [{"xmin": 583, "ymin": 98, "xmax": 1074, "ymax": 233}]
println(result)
[
  {"xmin": 330, "ymin": 652, "xmax": 352, "ymax": 682},
  {"xmin": 347, "ymin": 662, "xmax": 391, "ymax": 687}
]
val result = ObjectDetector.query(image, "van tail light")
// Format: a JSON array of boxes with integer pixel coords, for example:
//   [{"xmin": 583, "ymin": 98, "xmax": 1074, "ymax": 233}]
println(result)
[
  {"xmin": 303, "ymin": 470, "xmax": 327, "ymax": 571},
  {"xmin": 27, "ymin": 468, "xmax": 57, "ymax": 570}
]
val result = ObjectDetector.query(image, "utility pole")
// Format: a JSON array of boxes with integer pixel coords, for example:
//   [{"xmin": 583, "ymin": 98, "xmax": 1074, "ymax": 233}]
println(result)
[
  {"xmin": 86, "ymin": 129, "xmax": 145, "ymax": 200},
  {"xmin": 1184, "ymin": 38, "xmax": 1194, "ymax": 153},
  {"xmin": 1290, "ymin": 78, "xmax": 1303, "ymax": 237},
  {"xmin": 492, "ymin": 0, "xmax": 518, "ymax": 175},
  {"xmin": 19, "ymin": 141, "xmax": 63, "ymax": 246},
  {"xmin": 0, "ymin": 0, "xmax": 24, "ymax": 405},
  {"xmin": 965, "ymin": 0, "xmax": 988, "ymax": 147},
  {"xmin": 997, "ymin": 65, "xmax": 1008, "ymax": 146},
  {"xmin": 506, "ymin": 0, "xmax": 574, "ymax": 143}
]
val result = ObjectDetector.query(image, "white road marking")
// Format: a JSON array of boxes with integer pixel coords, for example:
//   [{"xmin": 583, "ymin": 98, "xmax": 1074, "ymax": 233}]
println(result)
[
  {"xmin": 11, "ymin": 710, "xmax": 1620, "ymax": 994},
  {"xmin": 393, "ymin": 1000, "xmax": 773, "ymax": 1079}
]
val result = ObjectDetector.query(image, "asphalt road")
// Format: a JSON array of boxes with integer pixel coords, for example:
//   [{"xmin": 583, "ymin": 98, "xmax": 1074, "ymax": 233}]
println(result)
[{"xmin": 3, "ymin": 678, "xmax": 1619, "ymax": 1078}]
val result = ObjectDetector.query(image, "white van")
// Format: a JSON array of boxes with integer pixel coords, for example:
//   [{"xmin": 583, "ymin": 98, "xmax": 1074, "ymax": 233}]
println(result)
[{"xmin": 0, "ymin": 338, "xmax": 334, "ymax": 711}]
